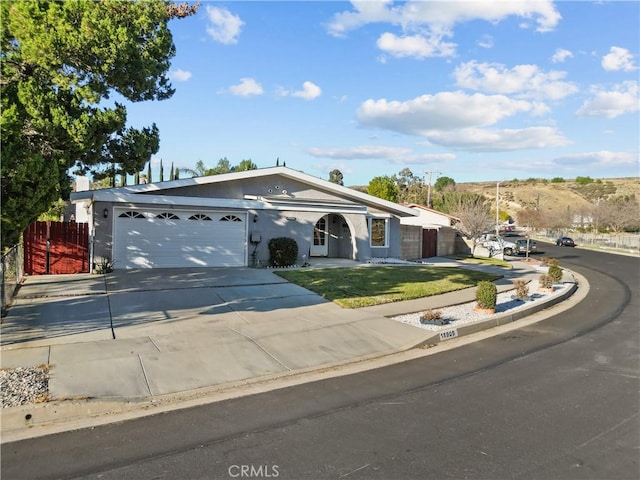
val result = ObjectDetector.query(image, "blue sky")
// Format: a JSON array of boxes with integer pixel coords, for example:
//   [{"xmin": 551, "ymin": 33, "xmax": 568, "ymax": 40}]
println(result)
[{"xmin": 124, "ymin": 1, "xmax": 639, "ymax": 186}]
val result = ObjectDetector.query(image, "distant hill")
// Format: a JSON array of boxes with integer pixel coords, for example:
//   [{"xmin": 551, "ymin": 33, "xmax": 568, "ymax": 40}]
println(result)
[
  {"xmin": 350, "ymin": 177, "xmax": 639, "ymax": 222},
  {"xmin": 455, "ymin": 177, "xmax": 639, "ymax": 221}
]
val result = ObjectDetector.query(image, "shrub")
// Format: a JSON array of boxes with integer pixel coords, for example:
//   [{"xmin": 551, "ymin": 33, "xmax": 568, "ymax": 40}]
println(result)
[
  {"xmin": 94, "ymin": 257, "xmax": 114, "ymax": 274},
  {"xmin": 548, "ymin": 264, "xmax": 563, "ymax": 283},
  {"xmin": 513, "ymin": 279, "xmax": 529, "ymax": 298},
  {"xmin": 268, "ymin": 237, "xmax": 299, "ymax": 267},
  {"xmin": 539, "ymin": 274, "xmax": 553, "ymax": 289},
  {"xmin": 575, "ymin": 176, "xmax": 593, "ymax": 185},
  {"xmin": 546, "ymin": 257, "xmax": 559, "ymax": 266},
  {"xmin": 551, "ymin": 177, "xmax": 564, "ymax": 183},
  {"xmin": 422, "ymin": 309, "xmax": 442, "ymax": 321},
  {"xmin": 476, "ymin": 280, "xmax": 497, "ymax": 310}
]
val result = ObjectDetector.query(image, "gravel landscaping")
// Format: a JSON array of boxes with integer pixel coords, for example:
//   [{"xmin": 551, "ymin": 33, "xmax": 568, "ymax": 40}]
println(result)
[
  {"xmin": 392, "ymin": 281, "xmax": 570, "ymax": 331},
  {"xmin": 1, "ymin": 365, "xmax": 49, "ymax": 408}
]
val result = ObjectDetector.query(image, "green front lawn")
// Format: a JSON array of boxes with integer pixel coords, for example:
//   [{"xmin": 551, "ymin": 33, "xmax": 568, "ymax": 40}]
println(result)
[{"xmin": 275, "ymin": 266, "xmax": 502, "ymax": 308}]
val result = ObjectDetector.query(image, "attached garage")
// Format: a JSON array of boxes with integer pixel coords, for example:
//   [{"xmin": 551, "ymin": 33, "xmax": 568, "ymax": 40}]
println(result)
[{"xmin": 113, "ymin": 209, "xmax": 247, "ymax": 269}]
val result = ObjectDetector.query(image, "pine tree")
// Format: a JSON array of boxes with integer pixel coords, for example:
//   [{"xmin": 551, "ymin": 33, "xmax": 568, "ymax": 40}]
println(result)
[{"xmin": 0, "ymin": 1, "xmax": 198, "ymax": 248}]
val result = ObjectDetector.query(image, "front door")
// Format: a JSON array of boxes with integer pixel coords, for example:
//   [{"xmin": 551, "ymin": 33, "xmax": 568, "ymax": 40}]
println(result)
[{"xmin": 310, "ymin": 215, "xmax": 329, "ymax": 256}]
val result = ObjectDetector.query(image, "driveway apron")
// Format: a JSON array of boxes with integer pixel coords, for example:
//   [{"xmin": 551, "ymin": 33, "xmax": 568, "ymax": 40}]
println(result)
[{"xmin": 1, "ymin": 266, "xmax": 434, "ymax": 400}]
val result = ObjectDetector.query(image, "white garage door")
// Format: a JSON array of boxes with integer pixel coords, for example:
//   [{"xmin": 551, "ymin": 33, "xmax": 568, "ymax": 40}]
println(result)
[{"xmin": 113, "ymin": 209, "xmax": 247, "ymax": 269}]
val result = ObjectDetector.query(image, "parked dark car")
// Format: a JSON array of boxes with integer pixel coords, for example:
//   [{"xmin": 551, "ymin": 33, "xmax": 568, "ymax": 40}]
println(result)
[
  {"xmin": 556, "ymin": 237, "xmax": 576, "ymax": 247},
  {"xmin": 514, "ymin": 239, "xmax": 537, "ymax": 255}
]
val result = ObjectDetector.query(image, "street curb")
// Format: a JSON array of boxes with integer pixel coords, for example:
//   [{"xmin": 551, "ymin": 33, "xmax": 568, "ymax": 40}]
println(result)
[{"xmin": 0, "ymin": 269, "xmax": 586, "ymax": 443}]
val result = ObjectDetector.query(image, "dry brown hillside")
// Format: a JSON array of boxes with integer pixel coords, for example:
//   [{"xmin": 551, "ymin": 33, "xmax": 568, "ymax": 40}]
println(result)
[{"xmin": 457, "ymin": 177, "xmax": 640, "ymax": 223}]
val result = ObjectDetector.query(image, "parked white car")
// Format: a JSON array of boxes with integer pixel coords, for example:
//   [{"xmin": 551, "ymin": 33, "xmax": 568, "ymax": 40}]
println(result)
[{"xmin": 476, "ymin": 234, "xmax": 517, "ymax": 256}]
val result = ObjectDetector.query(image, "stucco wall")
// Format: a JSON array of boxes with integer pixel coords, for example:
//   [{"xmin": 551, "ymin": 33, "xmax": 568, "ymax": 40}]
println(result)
[
  {"xmin": 401, "ymin": 208, "xmax": 453, "ymax": 227},
  {"xmin": 88, "ymin": 171, "xmax": 414, "ymax": 268},
  {"xmin": 249, "ymin": 211, "xmax": 368, "ymax": 265}
]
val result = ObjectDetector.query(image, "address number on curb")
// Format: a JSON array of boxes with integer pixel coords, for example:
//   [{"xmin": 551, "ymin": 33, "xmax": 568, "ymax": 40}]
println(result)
[{"xmin": 439, "ymin": 329, "xmax": 459, "ymax": 341}]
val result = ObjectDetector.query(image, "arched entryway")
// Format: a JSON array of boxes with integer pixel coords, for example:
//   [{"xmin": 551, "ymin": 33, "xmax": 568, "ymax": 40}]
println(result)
[{"xmin": 310, "ymin": 214, "xmax": 353, "ymax": 259}]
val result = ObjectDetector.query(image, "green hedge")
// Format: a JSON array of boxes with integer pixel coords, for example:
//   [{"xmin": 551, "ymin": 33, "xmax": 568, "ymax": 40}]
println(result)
[{"xmin": 268, "ymin": 237, "xmax": 299, "ymax": 267}]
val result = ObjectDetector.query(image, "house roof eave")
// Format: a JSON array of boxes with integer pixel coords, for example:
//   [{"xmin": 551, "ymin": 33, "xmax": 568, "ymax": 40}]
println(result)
[{"xmin": 73, "ymin": 166, "xmax": 418, "ymax": 217}]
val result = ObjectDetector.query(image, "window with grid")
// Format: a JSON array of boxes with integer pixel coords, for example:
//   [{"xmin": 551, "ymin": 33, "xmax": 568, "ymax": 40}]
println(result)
[{"xmin": 370, "ymin": 218, "xmax": 387, "ymax": 247}]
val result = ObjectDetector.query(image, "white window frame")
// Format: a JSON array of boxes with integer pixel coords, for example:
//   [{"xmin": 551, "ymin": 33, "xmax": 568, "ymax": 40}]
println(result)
[{"xmin": 369, "ymin": 216, "xmax": 389, "ymax": 248}]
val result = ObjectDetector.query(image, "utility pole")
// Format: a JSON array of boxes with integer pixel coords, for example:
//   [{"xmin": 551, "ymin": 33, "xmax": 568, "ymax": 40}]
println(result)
[
  {"xmin": 495, "ymin": 181, "xmax": 500, "ymax": 236},
  {"xmin": 424, "ymin": 170, "xmax": 441, "ymax": 208}
]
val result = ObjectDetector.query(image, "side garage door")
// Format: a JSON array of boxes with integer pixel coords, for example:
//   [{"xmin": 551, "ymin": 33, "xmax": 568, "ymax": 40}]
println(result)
[{"xmin": 113, "ymin": 209, "xmax": 247, "ymax": 269}]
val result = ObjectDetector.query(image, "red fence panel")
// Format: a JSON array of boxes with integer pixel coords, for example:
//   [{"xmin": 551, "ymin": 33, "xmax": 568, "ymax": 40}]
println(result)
[{"xmin": 23, "ymin": 222, "xmax": 89, "ymax": 275}]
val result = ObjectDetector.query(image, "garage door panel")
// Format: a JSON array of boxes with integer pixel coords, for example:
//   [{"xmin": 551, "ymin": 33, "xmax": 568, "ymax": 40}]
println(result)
[{"xmin": 114, "ymin": 210, "xmax": 247, "ymax": 269}]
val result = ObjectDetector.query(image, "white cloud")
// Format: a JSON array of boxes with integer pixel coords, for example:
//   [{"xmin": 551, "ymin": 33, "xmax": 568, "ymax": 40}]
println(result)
[
  {"xmin": 602, "ymin": 46, "xmax": 638, "ymax": 72},
  {"xmin": 576, "ymin": 81, "xmax": 639, "ymax": 118},
  {"xmin": 307, "ymin": 145, "xmax": 414, "ymax": 159},
  {"xmin": 453, "ymin": 61, "xmax": 578, "ymax": 100},
  {"xmin": 228, "ymin": 78, "xmax": 263, "ymax": 97},
  {"xmin": 551, "ymin": 48, "xmax": 573, "ymax": 63},
  {"xmin": 328, "ymin": 0, "xmax": 561, "ymax": 35},
  {"xmin": 477, "ymin": 35, "xmax": 494, "ymax": 49},
  {"xmin": 278, "ymin": 81, "xmax": 322, "ymax": 100},
  {"xmin": 422, "ymin": 126, "xmax": 572, "ymax": 152},
  {"xmin": 376, "ymin": 32, "xmax": 456, "ymax": 59},
  {"xmin": 205, "ymin": 6, "xmax": 244, "ymax": 44},
  {"xmin": 357, "ymin": 91, "xmax": 545, "ymax": 134},
  {"xmin": 306, "ymin": 145, "xmax": 455, "ymax": 165},
  {"xmin": 293, "ymin": 81, "xmax": 322, "ymax": 100},
  {"xmin": 326, "ymin": 1, "xmax": 562, "ymax": 57},
  {"xmin": 552, "ymin": 151, "xmax": 637, "ymax": 167},
  {"xmin": 169, "ymin": 69, "xmax": 192, "ymax": 82},
  {"xmin": 315, "ymin": 162, "xmax": 353, "ymax": 177}
]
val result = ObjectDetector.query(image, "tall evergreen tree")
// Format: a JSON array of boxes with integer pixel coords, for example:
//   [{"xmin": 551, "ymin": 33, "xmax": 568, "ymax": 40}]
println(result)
[
  {"xmin": 0, "ymin": 1, "xmax": 198, "ymax": 248},
  {"xmin": 328, "ymin": 169, "xmax": 344, "ymax": 186}
]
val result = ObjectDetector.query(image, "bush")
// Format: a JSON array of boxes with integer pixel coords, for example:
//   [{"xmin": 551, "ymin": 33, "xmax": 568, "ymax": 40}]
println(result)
[
  {"xmin": 539, "ymin": 274, "xmax": 553, "ymax": 289},
  {"xmin": 513, "ymin": 279, "xmax": 529, "ymax": 298},
  {"xmin": 94, "ymin": 257, "xmax": 114, "ymax": 274},
  {"xmin": 422, "ymin": 309, "xmax": 442, "ymax": 321},
  {"xmin": 476, "ymin": 280, "xmax": 497, "ymax": 310},
  {"xmin": 548, "ymin": 264, "xmax": 563, "ymax": 283},
  {"xmin": 575, "ymin": 176, "xmax": 593, "ymax": 185},
  {"xmin": 268, "ymin": 237, "xmax": 299, "ymax": 267},
  {"xmin": 551, "ymin": 177, "xmax": 564, "ymax": 183}
]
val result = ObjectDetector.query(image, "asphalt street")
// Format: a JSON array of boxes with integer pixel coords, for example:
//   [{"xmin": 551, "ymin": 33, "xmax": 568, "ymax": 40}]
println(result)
[{"xmin": 2, "ymin": 243, "xmax": 638, "ymax": 480}]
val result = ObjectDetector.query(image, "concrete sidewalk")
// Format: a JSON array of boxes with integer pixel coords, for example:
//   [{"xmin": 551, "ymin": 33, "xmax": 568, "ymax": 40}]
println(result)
[{"xmin": 0, "ymin": 257, "xmax": 580, "ymax": 440}]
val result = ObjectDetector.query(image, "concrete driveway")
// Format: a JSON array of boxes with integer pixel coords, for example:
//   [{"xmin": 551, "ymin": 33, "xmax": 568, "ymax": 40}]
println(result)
[{"xmin": 1, "ymin": 265, "xmax": 433, "ymax": 400}]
